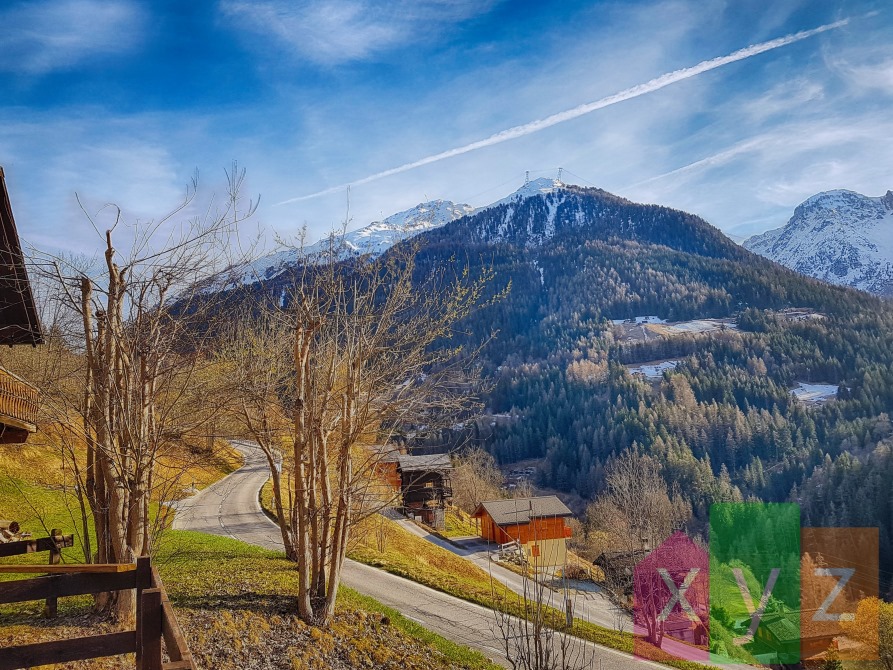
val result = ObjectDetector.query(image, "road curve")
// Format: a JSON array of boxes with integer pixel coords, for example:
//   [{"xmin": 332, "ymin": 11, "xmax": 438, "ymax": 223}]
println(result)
[{"xmin": 172, "ymin": 442, "xmax": 698, "ymax": 670}]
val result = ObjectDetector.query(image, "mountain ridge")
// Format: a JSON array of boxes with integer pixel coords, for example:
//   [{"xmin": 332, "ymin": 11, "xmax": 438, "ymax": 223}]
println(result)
[{"xmin": 743, "ymin": 188, "xmax": 893, "ymax": 297}]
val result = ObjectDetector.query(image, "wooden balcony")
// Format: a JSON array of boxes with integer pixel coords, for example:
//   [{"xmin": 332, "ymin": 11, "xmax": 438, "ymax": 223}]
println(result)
[{"xmin": 0, "ymin": 365, "xmax": 39, "ymax": 443}]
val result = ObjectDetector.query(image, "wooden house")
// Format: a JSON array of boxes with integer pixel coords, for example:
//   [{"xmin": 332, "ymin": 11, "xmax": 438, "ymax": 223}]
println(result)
[
  {"xmin": 0, "ymin": 167, "xmax": 42, "ymax": 444},
  {"xmin": 395, "ymin": 454, "xmax": 452, "ymax": 529},
  {"xmin": 750, "ymin": 609, "xmax": 841, "ymax": 664},
  {"xmin": 369, "ymin": 444, "xmax": 402, "ymax": 491},
  {"xmin": 471, "ymin": 496, "xmax": 573, "ymax": 568}
]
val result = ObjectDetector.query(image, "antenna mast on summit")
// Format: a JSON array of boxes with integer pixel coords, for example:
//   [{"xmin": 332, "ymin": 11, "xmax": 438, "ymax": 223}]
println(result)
[
  {"xmin": 524, "ymin": 170, "xmax": 530, "ymax": 186},
  {"xmin": 557, "ymin": 167, "xmax": 563, "ymax": 184}
]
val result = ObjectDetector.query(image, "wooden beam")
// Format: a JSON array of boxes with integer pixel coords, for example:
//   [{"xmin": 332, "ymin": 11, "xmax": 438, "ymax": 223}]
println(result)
[
  {"xmin": 153, "ymin": 566, "xmax": 193, "ymax": 665},
  {"xmin": 0, "ymin": 534, "xmax": 74, "ymax": 558},
  {"xmin": 0, "ymin": 569, "xmax": 138, "ymax": 605},
  {"xmin": 43, "ymin": 528, "xmax": 62, "ymax": 617},
  {"xmin": 0, "ymin": 563, "xmax": 136, "ymax": 574},
  {"xmin": 0, "ymin": 630, "xmax": 136, "ymax": 670}
]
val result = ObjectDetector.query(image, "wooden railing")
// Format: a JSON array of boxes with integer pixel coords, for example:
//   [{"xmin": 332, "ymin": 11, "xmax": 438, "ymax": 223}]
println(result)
[
  {"xmin": 0, "ymin": 528, "xmax": 73, "ymax": 615},
  {"xmin": 0, "ymin": 365, "xmax": 39, "ymax": 436},
  {"xmin": 0, "ymin": 543, "xmax": 195, "ymax": 670}
]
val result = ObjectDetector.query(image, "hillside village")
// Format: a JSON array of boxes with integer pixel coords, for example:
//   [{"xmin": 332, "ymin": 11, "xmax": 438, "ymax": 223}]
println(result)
[
  {"xmin": 1, "ymin": 160, "xmax": 891, "ymax": 670},
  {"xmin": 6, "ymin": 0, "xmax": 893, "ymax": 668}
]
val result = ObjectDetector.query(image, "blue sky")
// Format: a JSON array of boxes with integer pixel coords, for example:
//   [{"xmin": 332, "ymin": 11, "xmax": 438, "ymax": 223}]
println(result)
[{"xmin": 2, "ymin": 0, "xmax": 892, "ymax": 255}]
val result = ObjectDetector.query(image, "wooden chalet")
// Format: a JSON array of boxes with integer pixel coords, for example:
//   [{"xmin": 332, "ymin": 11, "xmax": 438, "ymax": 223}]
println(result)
[
  {"xmin": 472, "ymin": 495, "xmax": 573, "ymax": 568},
  {"xmin": 395, "ymin": 453, "xmax": 453, "ymax": 529},
  {"xmin": 663, "ymin": 611, "xmax": 708, "ymax": 646},
  {"xmin": 0, "ymin": 167, "xmax": 42, "ymax": 444},
  {"xmin": 747, "ymin": 609, "xmax": 842, "ymax": 664},
  {"xmin": 370, "ymin": 444, "xmax": 402, "ymax": 490}
]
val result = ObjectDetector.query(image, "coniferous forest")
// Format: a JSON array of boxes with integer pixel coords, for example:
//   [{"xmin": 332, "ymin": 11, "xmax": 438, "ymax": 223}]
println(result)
[{"xmin": 397, "ymin": 187, "xmax": 893, "ymax": 591}]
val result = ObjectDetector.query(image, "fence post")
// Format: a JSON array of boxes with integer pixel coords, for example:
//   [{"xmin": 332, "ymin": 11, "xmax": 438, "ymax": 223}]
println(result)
[
  {"xmin": 137, "ymin": 587, "xmax": 162, "ymax": 670},
  {"xmin": 42, "ymin": 528, "xmax": 62, "ymax": 617},
  {"xmin": 134, "ymin": 556, "xmax": 152, "ymax": 667}
]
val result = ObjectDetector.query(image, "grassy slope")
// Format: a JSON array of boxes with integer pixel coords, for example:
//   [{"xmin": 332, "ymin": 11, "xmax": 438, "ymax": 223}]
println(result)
[
  {"xmin": 442, "ymin": 508, "xmax": 479, "ymax": 538},
  {"xmin": 0, "ymin": 449, "xmax": 499, "ymax": 670},
  {"xmin": 349, "ymin": 514, "xmax": 722, "ymax": 670},
  {"xmin": 157, "ymin": 530, "xmax": 500, "ymax": 670},
  {"xmin": 262, "ymin": 477, "xmax": 724, "ymax": 670}
]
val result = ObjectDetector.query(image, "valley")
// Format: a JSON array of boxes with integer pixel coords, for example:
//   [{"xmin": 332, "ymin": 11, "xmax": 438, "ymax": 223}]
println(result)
[
  {"xmin": 2, "ymin": 174, "xmax": 892, "ymax": 669},
  {"xmin": 5, "ymin": 3, "xmax": 893, "ymax": 669}
]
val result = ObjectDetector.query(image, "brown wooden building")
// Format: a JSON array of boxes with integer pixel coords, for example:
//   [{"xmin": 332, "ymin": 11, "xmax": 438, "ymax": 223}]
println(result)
[
  {"xmin": 472, "ymin": 496, "xmax": 573, "ymax": 567},
  {"xmin": 385, "ymin": 453, "xmax": 453, "ymax": 529},
  {"xmin": 0, "ymin": 167, "xmax": 42, "ymax": 444}
]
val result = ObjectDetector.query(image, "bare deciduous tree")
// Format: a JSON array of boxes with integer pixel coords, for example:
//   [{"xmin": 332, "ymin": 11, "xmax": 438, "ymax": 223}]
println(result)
[
  {"xmin": 33, "ymin": 166, "xmax": 256, "ymax": 621},
  {"xmin": 221, "ymin": 240, "xmax": 499, "ymax": 626},
  {"xmin": 585, "ymin": 450, "xmax": 690, "ymax": 555},
  {"xmin": 492, "ymin": 538, "xmax": 596, "ymax": 670},
  {"xmin": 452, "ymin": 446, "xmax": 504, "ymax": 513}
]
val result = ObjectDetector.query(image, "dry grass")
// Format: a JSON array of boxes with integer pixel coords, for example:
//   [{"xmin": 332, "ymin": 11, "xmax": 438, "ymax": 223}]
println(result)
[
  {"xmin": 442, "ymin": 507, "xmax": 479, "ymax": 538},
  {"xmin": 0, "ymin": 448, "xmax": 500, "ymax": 670}
]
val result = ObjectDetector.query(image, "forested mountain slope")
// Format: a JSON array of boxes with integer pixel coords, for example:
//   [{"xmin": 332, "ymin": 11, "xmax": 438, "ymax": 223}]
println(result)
[
  {"xmin": 238, "ymin": 180, "xmax": 893, "ymax": 589},
  {"xmin": 399, "ymin": 183, "xmax": 893, "ymax": 589}
]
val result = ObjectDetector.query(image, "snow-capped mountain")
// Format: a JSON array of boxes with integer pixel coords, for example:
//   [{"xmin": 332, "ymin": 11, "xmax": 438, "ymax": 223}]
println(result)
[
  {"xmin": 235, "ymin": 174, "xmax": 738, "ymax": 287},
  {"xmin": 743, "ymin": 189, "xmax": 893, "ymax": 296},
  {"xmin": 240, "ymin": 178, "xmax": 574, "ymax": 283},
  {"xmin": 240, "ymin": 199, "xmax": 473, "ymax": 283},
  {"xmin": 480, "ymin": 177, "xmax": 565, "ymax": 211}
]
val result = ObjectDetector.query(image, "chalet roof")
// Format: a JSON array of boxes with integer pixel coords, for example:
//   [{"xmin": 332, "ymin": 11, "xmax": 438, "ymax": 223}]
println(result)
[
  {"xmin": 799, "ymin": 610, "xmax": 844, "ymax": 640},
  {"xmin": 763, "ymin": 614, "xmax": 800, "ymax": 643},
  {"xmin": 472, "ymin": 496, "xmax": 572, "ymax": 526},
  {"xmin": 368, "ymin": 444, "xmax": 401, "ymax": 463},
  {"xmin": 396, "ymin": 453, "xmax": 452, "ymax": 473},
  {"xmin": 0, "ymin": 167, "xmax": 42, "ymax": 346},
  {"xmin": 762, "ymin": 610, "xmax": 841, "ymax": 643}
]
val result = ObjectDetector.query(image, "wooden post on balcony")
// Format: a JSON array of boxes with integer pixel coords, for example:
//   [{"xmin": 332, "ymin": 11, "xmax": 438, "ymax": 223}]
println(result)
[{"xmin": 42, "ymin": 528, "xmax": 62, "ymax": 617}]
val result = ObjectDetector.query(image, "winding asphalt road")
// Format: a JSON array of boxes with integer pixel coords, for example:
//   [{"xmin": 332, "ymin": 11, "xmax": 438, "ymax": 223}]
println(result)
[{"xmin": 172, "ymin": 442, "xmax": 713, "ymax": 669}]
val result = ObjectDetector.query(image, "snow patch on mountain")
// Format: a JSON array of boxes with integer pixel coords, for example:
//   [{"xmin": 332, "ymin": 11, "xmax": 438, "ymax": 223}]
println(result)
[
  {"xmin": 743, "ymin": 189, "xmax": 893, "ymax": 296},
  {"xmin": 239, "ymin": 199, "xmax": 473, "ymax": 284},
  {"xmin": 482, "ymin": 177, "xmax": 564, "ymax": 211}
]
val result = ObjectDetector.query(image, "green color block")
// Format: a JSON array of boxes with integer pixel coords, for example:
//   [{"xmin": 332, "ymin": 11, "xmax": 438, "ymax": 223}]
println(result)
[{"xmin": 709, "ymin": 503, "xmax": 800, "ymax": 665}]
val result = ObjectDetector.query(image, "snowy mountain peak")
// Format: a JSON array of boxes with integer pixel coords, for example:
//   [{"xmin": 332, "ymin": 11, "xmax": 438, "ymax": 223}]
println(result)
[
  {"xmin": 350, "ymin": 199, "xmax": 474, "ymax": 245},
  {"xmin": 512, "ymin": 177, "xmax": 564, "ymax": 199},
  {"xmin": 315, "ymin": 198, "xmax": 473, "ymax": 257},
  {"xmin": 744, "ymin": 188, "xmax": 893, "ymax": 296},
  {"xmin": 481, "ymin": 177, "xmax": 567, "ymax": 212},
  {"xmin": 235, "ymin": 198, "xmax": 473, "ymax": 284}
]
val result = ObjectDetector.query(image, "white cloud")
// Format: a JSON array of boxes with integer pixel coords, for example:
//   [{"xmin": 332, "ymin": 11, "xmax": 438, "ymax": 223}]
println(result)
[
  {"xmin": 834, "ymin": 57, "xmax": 893, "ymax": 93},
  {"xmin": 278, "ymin": 18, "xmax": 849, "ymax": 204},
  {"xmin": 0, "ymin": 113, "xmax": 189, "ymax": 254},
  {"xmin": 220, "ymin": 0, "xmax": 499, "ymax": 65},
  {"xmin": 0, "ymin": 0, "xmax": 143, "ymax": 74}
]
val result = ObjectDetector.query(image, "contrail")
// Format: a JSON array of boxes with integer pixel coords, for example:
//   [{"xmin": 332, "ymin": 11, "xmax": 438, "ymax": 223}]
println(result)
[{"xmin": 278, "ymin": 18, "xmax": 849, "ymax": 205}]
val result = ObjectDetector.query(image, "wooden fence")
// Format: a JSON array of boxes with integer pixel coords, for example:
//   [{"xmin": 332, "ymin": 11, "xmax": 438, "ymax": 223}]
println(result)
[
  {"xmin": 0, "ymin": 538, "xmax": 195, "ymax": 670},
  {"xmin": 0, "ymin": 528, "xmax": 73, "ymax": 616}
]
